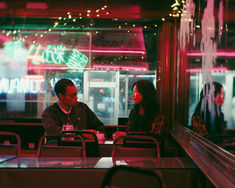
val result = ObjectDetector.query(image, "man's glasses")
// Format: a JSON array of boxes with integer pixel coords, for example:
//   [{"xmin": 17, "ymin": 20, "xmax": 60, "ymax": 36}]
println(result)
[{"xmin": 65, "ymin": 93, "xmax": 78, "ymax": 98}]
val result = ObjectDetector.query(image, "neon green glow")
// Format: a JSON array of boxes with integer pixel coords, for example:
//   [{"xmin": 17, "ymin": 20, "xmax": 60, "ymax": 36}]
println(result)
[
  {"xmin": 27, "ymin": 44, "xmax": 36, "ymax": 56},
  {"xmin": 66, "ymin": 49, "xmax": 88, "ymax": 70},
  {"xmin": 43, "ymin": 44, "xmax": 54, "ymax": 64},
  {"xmin": 3, "ymin": 40, "xmax": 25, "ymax": 62},
  {"xmin": 42, "ymin": 44, "xmax": 66, "ymax": 65},
  {"xmin": 3, "ymin": 40, "xmax": 89, "ymax": 71},
  {"xmin": 33, "ymin": 44, "xmax": 42, "ymax": 64},
  {"xmin": 53, "ymin": 45, "xmax": 66, "ymax": 64},
  {"xmin": 28, "ymin": 43, "xmax": 88, "ymax": 70}
]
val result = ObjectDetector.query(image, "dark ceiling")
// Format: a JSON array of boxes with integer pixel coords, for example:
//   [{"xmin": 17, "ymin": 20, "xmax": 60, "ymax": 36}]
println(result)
[
  {"xmin": 1, "ymin": 0, "xmax": 174, "ymax": 20},
  {"xmin": 1, "ymin": 0, "xmax": 235, "ymax": 22}
]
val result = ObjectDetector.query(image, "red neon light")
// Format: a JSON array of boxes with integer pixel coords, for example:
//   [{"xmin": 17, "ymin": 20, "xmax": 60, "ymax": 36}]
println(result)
[
  {"xmin": 186, "ymin": 51, "xmax": 235, "ymax": 57},
  {"xmin": 27, "ymin": 49, "xmax": 145, "ymax": 55},
  {"xmin": 80, "ymin": 49, "xmax": 145, "ymax": 54},
  {"xmin": 27, "ymin": 65, "xmax": 148, "ymax": 71},
  {"xmin": 26, "ymin": 2, "xmax": 48, "ymax": 9},
  {"xmin": 186, "ymin": 67, "xmax": 228, "ymax": 73},
  {"xmin": 27, "ymin": 66, "xmax": 68, "ymax": 70}
]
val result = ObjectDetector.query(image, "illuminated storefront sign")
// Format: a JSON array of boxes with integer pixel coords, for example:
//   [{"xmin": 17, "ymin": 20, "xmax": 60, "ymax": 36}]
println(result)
[
  {"xmin": 2, "ymin": 41, "xmax": 89, "ymax": 70},
  {"xmin": 0, "ymin": 77, "xmax": 45, "ymax": 94},
  {"xmin": 28, "ymin": 44, "xmax": 89, "ymax": 70},
  {"xmin": 0, "ymin": 77, "xmax": 82, "ymax": 94}
]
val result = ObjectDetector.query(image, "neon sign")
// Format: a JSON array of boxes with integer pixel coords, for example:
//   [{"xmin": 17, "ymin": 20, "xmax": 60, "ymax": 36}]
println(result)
[
  {"xmin": 0, "ymin": 77, "xmax": 82, "ymax": 94},
  {"xmin": 2, "ymin": 41, "xmax": 89, "ymax": 71},
  {"xmin": 67, "ymin": 49, "xmax": 89, "ymax": 70},
  {"xmin": 0, "ymin": 77, "xmax": 45, "ymax": 94},
  {"xmin": 28, "ymin": 43, "xmax": 88, "ymax": 70}
]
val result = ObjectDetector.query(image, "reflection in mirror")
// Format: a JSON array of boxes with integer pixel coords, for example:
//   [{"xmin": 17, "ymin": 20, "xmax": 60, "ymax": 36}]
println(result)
[
  {"xmin": 178, "ymin": 0, "xmax": 235, "ymax": 151},
  {"xmin": 191, "ymin": 82, "xmax": 225, "ymax": 138}
]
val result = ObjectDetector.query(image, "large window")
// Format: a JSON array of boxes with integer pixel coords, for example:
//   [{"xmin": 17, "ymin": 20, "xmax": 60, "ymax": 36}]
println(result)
[{"xmin": 0, "ymin": 17, "xmax": 158, "ymax": 125}]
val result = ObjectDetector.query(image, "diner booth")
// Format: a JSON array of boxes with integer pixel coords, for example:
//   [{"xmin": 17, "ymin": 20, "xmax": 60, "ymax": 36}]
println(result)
[{"xmin": 0, "ymin": 0, "xmax": 234, "ymax": 188}]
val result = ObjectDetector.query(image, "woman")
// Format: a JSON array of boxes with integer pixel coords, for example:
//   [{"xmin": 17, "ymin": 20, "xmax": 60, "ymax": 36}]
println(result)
[
  {"xmin": 191, "ymin": 82, "xmax": 225, "ymax": 137},
  {"xmin": 113, "ymin": 80, "xmax": 163, "ymax": 139},
  {"xmin": 126, "ymin": 80, "xmax": 164, "ymax": 134}
]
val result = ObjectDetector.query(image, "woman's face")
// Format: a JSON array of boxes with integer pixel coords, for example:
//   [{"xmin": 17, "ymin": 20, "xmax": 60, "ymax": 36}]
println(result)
[
  {"xmin": 132, "ymin": 85, "xmax": 143, "ymax": 104},
  {"xmin": 215, "ymin": 88, "xmax": 225, "ymax": 107}
]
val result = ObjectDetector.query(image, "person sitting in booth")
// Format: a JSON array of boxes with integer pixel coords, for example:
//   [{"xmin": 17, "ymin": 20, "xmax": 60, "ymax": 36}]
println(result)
[
  {"xmin": 191, "ymin": 82, "xmax": 226, "ymax": 138},
  {"xmin": 41, "ymin": 78, "xmax": 106, "ymax": 136},
  {"xmin": 113, "ymin": 80, "xmax": 164, "ymax": 139}
]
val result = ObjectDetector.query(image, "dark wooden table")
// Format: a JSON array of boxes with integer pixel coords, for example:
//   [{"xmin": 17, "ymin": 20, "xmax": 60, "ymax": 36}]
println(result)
[{"xmin": 0, "ymin": 156, "xmax": 203, "ymax": 188}]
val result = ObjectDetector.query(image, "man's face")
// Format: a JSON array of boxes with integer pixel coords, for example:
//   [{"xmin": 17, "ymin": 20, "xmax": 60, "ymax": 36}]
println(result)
[{"xmin": 60, "ymin": 85, "xmax": 78, "ymax": 107}]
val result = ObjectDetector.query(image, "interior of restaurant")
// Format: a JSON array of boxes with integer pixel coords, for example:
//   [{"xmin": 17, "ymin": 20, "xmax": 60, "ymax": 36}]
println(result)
[{"xmin": 0, "ymin": 0, "xmax": 234, "ymax": 188}]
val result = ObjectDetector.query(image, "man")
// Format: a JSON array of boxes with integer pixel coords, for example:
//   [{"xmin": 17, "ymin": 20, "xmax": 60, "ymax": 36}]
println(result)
[{"xmin": 42, "ymin": 78, "xmax": 106, "ymax": 135}]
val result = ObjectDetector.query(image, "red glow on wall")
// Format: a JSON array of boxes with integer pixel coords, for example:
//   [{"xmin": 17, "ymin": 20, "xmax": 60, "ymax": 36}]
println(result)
[
  {"xmin": 0, "ymin": 34, "xmax": 11, "ymax": 42},
  {"xmin": 0, "ymin": 2, "xmax": 7, "ymax": 9},
  {"xmin": 79, "ymin": 49, "xmax": 145, "ymax": 54},
  {"xmin": 26, "ymin": 2, "xmax": 48, "ymax": 9}
]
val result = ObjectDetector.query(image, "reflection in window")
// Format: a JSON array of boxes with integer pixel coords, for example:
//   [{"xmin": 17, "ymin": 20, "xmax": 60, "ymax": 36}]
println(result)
[{"xmin": 0, "ymin": 18, "xmax": 158, "ymax": 125}]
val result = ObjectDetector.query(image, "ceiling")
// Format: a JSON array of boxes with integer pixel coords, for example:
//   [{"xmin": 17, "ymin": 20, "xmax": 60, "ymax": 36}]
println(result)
[
  {"xmin": 0, "ymin": 0, "xmax": 174, "ymax": 20},
  {"xmin": 0, "ymin": 0, "xmax": 235, "ymax": 28},
  {"xmin": 1, "ymin": 0, "xmax": 235, "ymax": 54}
]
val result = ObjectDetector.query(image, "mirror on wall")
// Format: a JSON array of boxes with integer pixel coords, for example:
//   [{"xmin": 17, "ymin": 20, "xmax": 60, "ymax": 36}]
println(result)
[{"xmin": 178, "ymin": 0, "xmax": 235, "ymax": 152}]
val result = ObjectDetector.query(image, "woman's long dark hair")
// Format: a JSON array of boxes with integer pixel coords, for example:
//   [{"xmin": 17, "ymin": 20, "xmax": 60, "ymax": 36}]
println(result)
[
  {"xmin": 130, "ymin": 80, "xmax": 160, "ymax": 131},
  {"xmin": 192, "ymin": 82, "xmax": 224, "ymax": 134},
  {"xmin": 194, "ymin": 82, "xmax": 223, "ymax": 116}
]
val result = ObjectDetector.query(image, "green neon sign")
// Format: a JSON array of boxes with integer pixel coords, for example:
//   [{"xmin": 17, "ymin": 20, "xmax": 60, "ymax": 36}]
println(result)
[
  {"xmin": 28, "ymin": 43, "xmax": 88, "ymax": 71},
  {"xmin": 67, "ymin": 49, "xmax": 88, "ymax": 70},
  {"xmin": 2, "ymin": 41, "xmax": 89, "ymax": 72},
  {"xmin": 42, "ymin": 44, "xmax": 66, "ymax": 65}
]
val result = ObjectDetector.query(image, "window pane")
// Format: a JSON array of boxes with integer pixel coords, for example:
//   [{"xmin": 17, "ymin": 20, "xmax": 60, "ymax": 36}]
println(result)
[{"xmin": 0, "ymin": 17, "xmax": 158, "ymax": 125}]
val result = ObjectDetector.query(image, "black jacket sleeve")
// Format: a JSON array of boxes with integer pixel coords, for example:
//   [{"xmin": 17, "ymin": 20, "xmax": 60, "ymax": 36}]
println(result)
[
  {"xmin": 41, "ymin": 105, "xmax": 63, "ymax": 134},
  {"xmin": 83, "ymin": 103, "xmax": 106, "ymax": 134}
]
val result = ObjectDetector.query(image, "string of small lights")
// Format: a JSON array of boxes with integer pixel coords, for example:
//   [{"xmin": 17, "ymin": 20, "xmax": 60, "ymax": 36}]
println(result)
[
  {"xmin": 0, "ymin": 1, "xmax": 183, "ymax": 73},
  {"xmin": 0, "ymin": 3, "xmax": 164, "ymax": 41}
]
